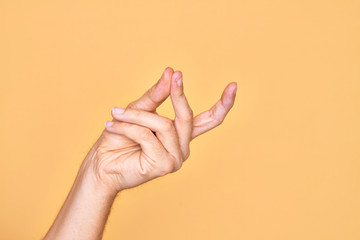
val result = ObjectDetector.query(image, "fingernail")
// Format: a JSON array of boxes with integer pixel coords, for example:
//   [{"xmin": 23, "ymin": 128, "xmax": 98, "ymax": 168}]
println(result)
[
  {"xmin": 177, "ymin": 78, "xmax": 182, "ymax": 86},
  {"xmin": 105, "ymin": 121, "xmax": 114, "ymax": 127},
  {"xmin": 112, "ymin": 107, "xmax": 125, "ymax": 115},
  {"xmin": 172, "ymin": 71, "xmax": 182, "ymax": 86},
  {"xmin": 234, "ymin": 83, "xmax": 237, "ymax": 96}
]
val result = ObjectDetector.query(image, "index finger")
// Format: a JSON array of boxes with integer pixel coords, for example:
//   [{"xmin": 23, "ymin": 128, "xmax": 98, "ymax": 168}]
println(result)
[{"xmin": 126, "ymin": 67, "xmax": 174, "ymax": 112}]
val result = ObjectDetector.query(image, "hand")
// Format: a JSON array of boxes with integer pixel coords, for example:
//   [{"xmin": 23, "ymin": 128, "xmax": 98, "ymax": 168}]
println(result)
[
  {"xmin": 84, "ymin": 67, "xmax": 237, "ymax": 194},
  {"xmin": 44, "ymin": 67, "xmax": 237, "ymax": 240}
]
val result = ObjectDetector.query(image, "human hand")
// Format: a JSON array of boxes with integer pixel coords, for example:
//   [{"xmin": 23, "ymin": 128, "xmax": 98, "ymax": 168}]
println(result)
[
  {"xmin": 44, "ymin": 67, "xmax": 237, "ymax": 240},
  {"xmin": 84, "ymin": 67, "xmax": 237, "ymax": 195}
]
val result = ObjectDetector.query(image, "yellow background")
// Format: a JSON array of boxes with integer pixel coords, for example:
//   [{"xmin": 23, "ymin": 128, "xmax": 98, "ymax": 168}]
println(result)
[{"xmin": 1, "ymin": 0, "xmax": 359, "ymax": 239}]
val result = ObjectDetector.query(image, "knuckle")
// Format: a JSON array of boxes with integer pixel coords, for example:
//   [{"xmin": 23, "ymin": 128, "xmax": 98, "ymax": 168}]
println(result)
[
  {"xmin": 137, "ymin": 128, "xmax": 152, "ymax": 140},
  {"xmin": 161, "ymin": 119, "xmax": 174, "ymax": 132},
  {"xmin": 174, "ymin": 158, "xmax": 183, "ymax": 172},
  {"xmin": 209, "ymin": 109, "xmax": 217, "ymax": 122},
  {"xmin": 130, "ymin": 109, "xmax": 140, "ymax": 118},
  {"xmin": 215, "ymin": 116, "xmax": 224, "ymax": 125},
  {"xmin": 210, "ymin": 109, "xmax": 223, "ymax": 125},
  {"xmin": 182, "ymin": 108, "xmax": 194, "ymax": 122},
  {"xmin": 159, "ymin": 160, "xmax": 175, "ymax": 176},
  {"xmin": 172, "ymin": 154, "xmax": 183, "ymax": 172}
]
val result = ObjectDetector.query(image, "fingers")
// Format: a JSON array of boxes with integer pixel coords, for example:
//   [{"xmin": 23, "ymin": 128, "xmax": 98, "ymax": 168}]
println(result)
[
  {"xmin": 170, "ymin": 71, "xmax": 193, "ymax": 160},
  {"xmin": 104, "ymin": 121, "xmax": 175, "ymax": 177},
  {"xmin": 192, "ymin": 82, "xmax": 237, "ymax": 139},
  {"xmin": 111, "ymin": 107, "xmax": 183, "ymax": 170},
  {"xmin": 126, "ymin": 67, "xmax": 174, "ymax": 112}
]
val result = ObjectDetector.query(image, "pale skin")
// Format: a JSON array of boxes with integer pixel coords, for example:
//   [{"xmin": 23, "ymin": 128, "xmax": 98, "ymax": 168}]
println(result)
[{"xmin": 43, "ymin": 67, "xmax": 237, "ymax": 240}]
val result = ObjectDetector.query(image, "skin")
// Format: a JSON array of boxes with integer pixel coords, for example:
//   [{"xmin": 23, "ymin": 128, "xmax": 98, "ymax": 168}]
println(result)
[{"xmin": 43, "ymin": 67, "xmax": 237, "ymax": 240}]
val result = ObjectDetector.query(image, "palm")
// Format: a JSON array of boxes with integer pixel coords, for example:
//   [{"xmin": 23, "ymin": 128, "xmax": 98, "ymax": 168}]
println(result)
[{"xmin": 95, "ymin": 129, "xmax": 156, "ymax": 190}]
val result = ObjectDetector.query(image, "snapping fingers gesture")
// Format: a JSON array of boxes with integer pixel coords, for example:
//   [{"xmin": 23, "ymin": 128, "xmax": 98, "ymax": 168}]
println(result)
[
  {"xmin": 44, "ymin": 67, "xmax": 237, "ymax": 240},
  {"xmin": 89, "ymin": 67, "xmax": 237, "ymax": 193}
]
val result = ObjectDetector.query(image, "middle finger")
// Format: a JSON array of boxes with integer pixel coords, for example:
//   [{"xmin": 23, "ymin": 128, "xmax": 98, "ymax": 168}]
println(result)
[{"xmin": 170, "ymin": 71, "xmax": 193, "ymax": 160}]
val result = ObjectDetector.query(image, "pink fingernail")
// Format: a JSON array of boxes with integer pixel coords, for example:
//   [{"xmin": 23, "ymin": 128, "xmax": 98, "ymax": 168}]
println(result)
[
  {"xmin": 105, "ymin": 121, "xmax": 114, "ymax": 127},
  {"xmin": 112, "ymin": 107, "xmax": 125, "ymax": 115},
  {"xmin": 177, "ymin": 78, "xmax": 182, "ymax": 86}
]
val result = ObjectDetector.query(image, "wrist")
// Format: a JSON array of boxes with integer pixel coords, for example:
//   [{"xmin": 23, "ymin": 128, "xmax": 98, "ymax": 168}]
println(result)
[{"xmin": 44, "ymin": 148, "xmax": 118, "ymax": 240}]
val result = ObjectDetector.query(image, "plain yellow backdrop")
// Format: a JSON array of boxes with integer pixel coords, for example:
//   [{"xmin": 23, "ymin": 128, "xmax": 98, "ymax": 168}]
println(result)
[{"xmin": 1, "ymin": 0, "xmax": 359, "ymax": 239}]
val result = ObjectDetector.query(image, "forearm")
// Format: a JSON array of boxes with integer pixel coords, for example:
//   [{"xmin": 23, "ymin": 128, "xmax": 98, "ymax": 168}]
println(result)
[{"xmin": 44, "ymin": 149, "xmax": 117, "ymax": 240}]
